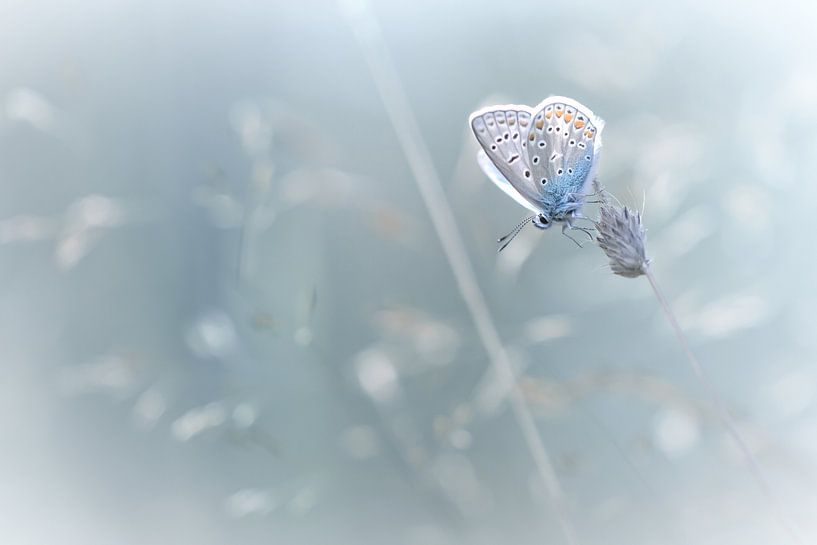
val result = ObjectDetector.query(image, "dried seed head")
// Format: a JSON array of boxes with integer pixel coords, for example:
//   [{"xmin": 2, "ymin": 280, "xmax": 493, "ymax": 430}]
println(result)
[{"xmin": 594, "ymin": 202, "xmax": 651, "ymax": 278}]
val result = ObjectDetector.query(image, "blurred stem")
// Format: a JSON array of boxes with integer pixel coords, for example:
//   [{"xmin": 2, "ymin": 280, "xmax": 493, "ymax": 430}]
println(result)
[
  {"xmin": 342, "ymin": 1, "xmax": 576, "ymax": 543},
  {"xmin": 644, "ymin": 267, "xmax": 803, "ymax": 544}
]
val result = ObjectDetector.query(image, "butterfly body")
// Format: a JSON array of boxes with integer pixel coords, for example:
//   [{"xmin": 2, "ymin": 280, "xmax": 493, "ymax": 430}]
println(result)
[{"xmin": 469, "ymin": 96, "xmax": 604, "ymax": 246}]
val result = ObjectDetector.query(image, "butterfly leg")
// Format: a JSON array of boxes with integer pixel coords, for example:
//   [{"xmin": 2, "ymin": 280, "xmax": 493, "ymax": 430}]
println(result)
[
  {"xmin": 561, "ymin": 223, "xmax": 588, "ymax": 247},
  {"xmin": 567, "ymin": 192, "xmax": 606, "ymax": 204},
  {"xmin": 569, "ymin": 188, "xmax": 604, "ymax": 199},
  {"xmin": 566, "ymin": 216, "xmax": 595, "ymax": 240},
  {"xmin": 570, "ymin": 214, "xmax": 597, "ymax": 225},
  {"xmin": 561, "ymin": 224, "xmax": 583, "ymax": 247}
]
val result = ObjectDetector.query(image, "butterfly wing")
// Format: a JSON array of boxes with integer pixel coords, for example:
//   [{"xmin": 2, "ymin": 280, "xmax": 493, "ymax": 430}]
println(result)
[
  {"xmin": 476, "ymin": 150, "xmax": 540, "ymax": 212},
  {"xmin": 526, "ymin": 96, "xmax": 604, "ymax": 197},
  {"xmin": 469, "ymin": 106, "xmax": 543, "ymax": 210}
]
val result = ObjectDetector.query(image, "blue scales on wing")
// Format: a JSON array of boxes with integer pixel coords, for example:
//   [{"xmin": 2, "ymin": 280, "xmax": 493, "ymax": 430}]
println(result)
[{"xmin": 526, "ymin": 98, "xmax": 604, "ymax": 202}]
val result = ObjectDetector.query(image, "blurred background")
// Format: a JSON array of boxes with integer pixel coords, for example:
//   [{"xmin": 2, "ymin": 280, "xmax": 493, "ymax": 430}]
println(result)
[{"xmin": 2, "ymin": 0, "xmax": 817, "ymax": 544}]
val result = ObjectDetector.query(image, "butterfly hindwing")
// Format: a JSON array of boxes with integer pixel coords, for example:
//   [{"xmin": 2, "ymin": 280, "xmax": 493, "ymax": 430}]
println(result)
[
  {"xmin": 526, "ymin": 97, "xmax": 604, "ymax": 198},
  {"xmin": 470, "ymin": 107, "xmax": 542, "ymax": 208}
]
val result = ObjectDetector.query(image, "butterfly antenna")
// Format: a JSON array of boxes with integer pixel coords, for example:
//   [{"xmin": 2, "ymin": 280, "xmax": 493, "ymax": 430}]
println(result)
[
  {"xmin": 497, "ymin": 216, "xmax": 533, "ymax": 243},
  {"xmin": 497, "ymin": 216, "xmax": 533, "ymax": 252}
]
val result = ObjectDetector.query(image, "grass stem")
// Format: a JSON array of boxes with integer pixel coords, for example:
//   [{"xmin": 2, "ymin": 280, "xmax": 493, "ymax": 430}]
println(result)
[
  {"xmin": 342, "ymin": 1, "xmax": 577, "ymax": 542},
  {"xmin": 644, "ymin": 268, "xmax": 803, "ymax": 544}
]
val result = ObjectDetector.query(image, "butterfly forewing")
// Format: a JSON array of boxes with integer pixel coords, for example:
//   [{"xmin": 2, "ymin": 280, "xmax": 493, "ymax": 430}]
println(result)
[{"xmin": 470, "ymin": 107, "xmax": 542, "ymax": 207}]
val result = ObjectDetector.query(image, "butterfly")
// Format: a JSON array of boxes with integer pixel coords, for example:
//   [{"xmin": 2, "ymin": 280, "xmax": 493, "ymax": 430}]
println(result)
[{"xmin": 469, "ymin": 96, "xmax": 604, "ymax": 250}]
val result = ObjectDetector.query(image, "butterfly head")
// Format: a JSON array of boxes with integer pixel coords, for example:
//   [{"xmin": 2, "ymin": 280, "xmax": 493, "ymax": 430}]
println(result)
[{"xmin": 532, "ymin": 214, "xmax": 552, "ymax": 230}]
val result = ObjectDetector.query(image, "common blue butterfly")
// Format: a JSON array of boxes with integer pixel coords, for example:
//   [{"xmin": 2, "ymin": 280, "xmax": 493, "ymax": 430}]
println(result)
[{"xmin": 469, "ymin": 96, "xmax": 604, "ymax": 250}]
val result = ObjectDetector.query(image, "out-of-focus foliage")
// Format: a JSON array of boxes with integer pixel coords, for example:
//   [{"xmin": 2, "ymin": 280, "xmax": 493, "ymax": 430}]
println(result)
[{"xmin": 2, "ymin": 1, "xmax": 817, "ymax": 544}]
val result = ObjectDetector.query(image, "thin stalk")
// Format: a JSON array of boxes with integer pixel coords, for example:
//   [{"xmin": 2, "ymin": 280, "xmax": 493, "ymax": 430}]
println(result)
[
  {"xmin": 644, "ymin": 268, "xmax": 803, "ymax": 544},
  {"xmin": 341, "ymin": 1, "xmax": 577, "ymax": 543}
]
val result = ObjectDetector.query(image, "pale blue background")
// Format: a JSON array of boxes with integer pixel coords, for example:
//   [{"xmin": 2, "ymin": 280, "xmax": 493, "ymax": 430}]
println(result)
[{"xmin": 1, "ymin": 1, "xmax": 816, "ymax": 544}]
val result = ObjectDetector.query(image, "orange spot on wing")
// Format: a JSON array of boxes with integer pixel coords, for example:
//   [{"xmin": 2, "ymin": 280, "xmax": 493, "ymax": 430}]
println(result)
[
  {"xmin": 555, "ymin": 110, "xmax": 563, "ymax": 118},
  {"xmin": 574, "ymin": 120, "xmax": 585, "ymax": 129},
  {"xmin": 545, "ymin": 111, "xmax": 552, "ymax": 119},
  {"xmin": 529, "ymin": 132, "xmax": 535, "ymax": 141},
  {"xmin": 535, "ymin": 119, "xmax": 544, "ymax": 129},
  {"xmin": 564, "ymin": 113, "xmax": 573, "ymax": 122},
  {"xmin": 584, "ymin": 130, "xmax": 593, "ymax": 138}
]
